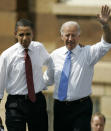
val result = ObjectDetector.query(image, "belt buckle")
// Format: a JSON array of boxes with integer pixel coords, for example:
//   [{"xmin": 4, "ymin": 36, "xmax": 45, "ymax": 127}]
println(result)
[
  {"xmin": 80, "ymin": 99, "xmax": 84, "ymax": 102},
  {"xmin": 65, "ymin": 101, "xmax": 70, "ymax": 105}
]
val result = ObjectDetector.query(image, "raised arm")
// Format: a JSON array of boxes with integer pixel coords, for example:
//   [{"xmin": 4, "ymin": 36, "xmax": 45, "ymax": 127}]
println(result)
[{"xmin": 97, "ymin": 5, "xmax": 111, "ymax": 43}]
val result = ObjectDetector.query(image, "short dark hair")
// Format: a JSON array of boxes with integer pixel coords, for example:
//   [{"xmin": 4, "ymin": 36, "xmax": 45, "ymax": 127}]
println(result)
[{"xmin": 15, "ymin": 18, "xmax": 33, "ymax": 32}]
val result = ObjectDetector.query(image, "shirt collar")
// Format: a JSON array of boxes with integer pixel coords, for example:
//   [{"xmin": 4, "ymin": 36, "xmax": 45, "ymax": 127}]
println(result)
[
  {"xmin": 17, "ymin": 41, "xmax": 33, "ymax": 53},
  {"xmin": 63, "ymin": 44, "xmax": 81, "ymax": 55},
  {"xmin": 63, "ymin": 46, "xmax": 69, "ymax": 54},
  {"xmin": 71, "ymin": 45, "xmax": 81, "ymax": 55}
]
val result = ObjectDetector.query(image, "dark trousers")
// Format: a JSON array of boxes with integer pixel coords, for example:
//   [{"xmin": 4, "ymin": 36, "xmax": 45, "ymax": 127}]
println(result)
[
  {"xmin": 54, "ymin": 97, "xmax": 93, "ymax": 131},
  {"xmin": 5, "ymin": 92, "xmax": 48, "ymax": 131}
]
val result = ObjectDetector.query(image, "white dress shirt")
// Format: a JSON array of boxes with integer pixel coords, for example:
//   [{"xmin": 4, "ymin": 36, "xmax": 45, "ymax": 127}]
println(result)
[
  {"xmin": 0, "ymin": 41, "xmax": 49, "ymax": 99},
  {"xmin": 44, "ymin": 39, "xmax": 111, "ymax": 101}
]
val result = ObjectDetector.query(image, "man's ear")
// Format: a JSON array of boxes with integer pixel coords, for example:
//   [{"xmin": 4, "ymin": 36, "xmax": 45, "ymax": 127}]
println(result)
[
  {"xmin": 32, "ymin": 31, "xmax": 34, "ymax": 39},
  {"xmin": 61, "ymin": 34, "xmax": 64, "ymax": 41},
  {"xmin": 14, "ymin": 32, "xmax": 17, "ymax": 38}
]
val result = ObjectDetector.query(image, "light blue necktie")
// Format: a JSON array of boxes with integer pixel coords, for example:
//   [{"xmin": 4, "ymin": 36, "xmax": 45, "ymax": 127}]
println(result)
[{"xmin": 58, "ymin": 51, "xmax": 71, "ymax": 101}]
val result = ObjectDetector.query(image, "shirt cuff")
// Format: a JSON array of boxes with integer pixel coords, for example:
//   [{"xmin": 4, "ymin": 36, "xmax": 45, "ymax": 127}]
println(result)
[{"xmin": 101, "ymin": 36, "xmax": 111, "ymax": 46}]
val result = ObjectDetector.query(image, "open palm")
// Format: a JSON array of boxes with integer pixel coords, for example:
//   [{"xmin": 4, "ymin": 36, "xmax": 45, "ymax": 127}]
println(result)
[{"xmin": 97, "ymin": 5, "xmax": 111, "ymax": 25}]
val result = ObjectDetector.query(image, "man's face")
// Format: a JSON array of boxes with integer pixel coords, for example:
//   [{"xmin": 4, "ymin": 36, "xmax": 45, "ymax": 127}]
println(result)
[
  {"xmin": 61, "ymin": 24, "xmax": 80, "ymax": 51},
  {"xmin": 15, "ymin": 26, "xmax": 33, "ymax": 48},
  {"xmin": 91, "ymin": 116, "xmax": 105, "ymax": 131}
]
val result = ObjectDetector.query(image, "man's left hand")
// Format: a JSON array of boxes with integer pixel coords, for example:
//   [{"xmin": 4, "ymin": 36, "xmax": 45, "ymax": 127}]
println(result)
[{"xmin": 97, "ymin": 5, "xmax": 111, "ymax": 25}]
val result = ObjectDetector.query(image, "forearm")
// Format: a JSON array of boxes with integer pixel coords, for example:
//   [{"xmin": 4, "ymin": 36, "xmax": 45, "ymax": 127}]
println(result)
[
  {"xmin": 102, "ymin": 23, "xmax": 111, "ymax": 43},
  {"xmin": 43, "ymin": 70, "xmax": 54, "ymax": 86},
  {"xmin": 0, "ymin": 55, "xmax": 7, "ymax": 99}
]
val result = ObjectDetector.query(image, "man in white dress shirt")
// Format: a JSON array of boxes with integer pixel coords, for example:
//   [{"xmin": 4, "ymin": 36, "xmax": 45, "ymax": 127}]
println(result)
[
  {"xmin": 0, "ymin": 19, "xmax": 49, "ymax": 131},
  {"xmin": 44, "ymin": 5, "xmax": 111, "ymax": 131}
]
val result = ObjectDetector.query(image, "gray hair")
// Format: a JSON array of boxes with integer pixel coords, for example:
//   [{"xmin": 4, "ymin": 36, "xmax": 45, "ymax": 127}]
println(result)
[{"xmin": 60, "ymin": 21, "xmax": 81, "ymax": 35}]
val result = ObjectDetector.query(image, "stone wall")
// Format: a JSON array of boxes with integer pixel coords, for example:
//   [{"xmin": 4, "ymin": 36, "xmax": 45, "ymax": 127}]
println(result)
[{"xmin": 0, "ymin": 0, "xmax": 17, "ymax": 54}]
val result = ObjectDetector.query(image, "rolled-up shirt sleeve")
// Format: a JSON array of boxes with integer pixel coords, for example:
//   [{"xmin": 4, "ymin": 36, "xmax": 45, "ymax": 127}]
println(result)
[
  {"xmin": 0, "ymin": 54, "xmax": 7, "ymax": 99},
  {"xmin": 86, "ymin": 37, "xmax": 111, "ymax": 65},
  {"xmin": 43, "ymin": 55, "xmax": 54, "ymax": 86}
]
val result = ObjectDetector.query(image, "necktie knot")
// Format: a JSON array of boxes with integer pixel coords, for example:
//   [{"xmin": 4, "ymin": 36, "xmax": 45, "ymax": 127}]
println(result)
[
  {"xmin": 25, "ymin": 48, "xmax": 28, "ymax": 53},
  {"xmin": 68, "ymin": 50, "xmax": 71, "ymax": 55},
  {"xmin": 24, "ymin": 49, "xmax": 29, "ymax": 59},
  {"xmin": 66, "ymin": 51, "xmax": 71, "ymax": 59}
]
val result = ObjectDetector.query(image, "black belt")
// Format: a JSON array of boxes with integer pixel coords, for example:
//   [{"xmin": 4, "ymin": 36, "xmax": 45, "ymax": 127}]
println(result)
[
  {"xmin": 8, "ymin": 91, "xmax": 42, "ymax": 100},
  {"xmin": 55, "ymin": 96, "xmax": 90, "ymax": 105}
]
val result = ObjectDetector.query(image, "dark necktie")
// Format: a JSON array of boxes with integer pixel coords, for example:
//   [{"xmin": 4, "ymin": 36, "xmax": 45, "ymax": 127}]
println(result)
[
  {"xmin": 24, "ymin": 49, "xmax": 36, "ymax": 102},
  {"xmin": 58, "ymin": 51, "xmax": 71, "ymax": 101}
]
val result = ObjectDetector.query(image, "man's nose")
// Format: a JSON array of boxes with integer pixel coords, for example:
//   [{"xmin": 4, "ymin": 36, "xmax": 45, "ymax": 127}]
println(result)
[
  {"xmin": 68, "ymin": 35, "xmax": 73, "ymax": 41},
  {"xmin": 97, "ymin": 125, "xmax": 101, "ymax": 129},
  {"xmin": 23, "ymin": 35, "xmax": 27, "ymax": 40}
]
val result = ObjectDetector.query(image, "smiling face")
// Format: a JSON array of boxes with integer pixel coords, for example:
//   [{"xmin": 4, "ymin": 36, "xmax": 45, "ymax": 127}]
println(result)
[
  {"xmin": 61, "ymin": 23, "xmax": 80, "ymax": 51},
  {"xmin": 15, "ymin": 26, "xmax": 33, "ymax": 48}
]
